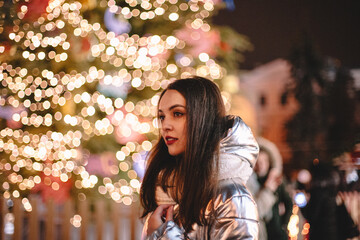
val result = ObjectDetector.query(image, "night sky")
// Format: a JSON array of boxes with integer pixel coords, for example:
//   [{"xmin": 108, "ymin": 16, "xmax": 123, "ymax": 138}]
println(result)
[{"xmin": 213, "ymin": 0, "xmax": 360, "ymax": 70}]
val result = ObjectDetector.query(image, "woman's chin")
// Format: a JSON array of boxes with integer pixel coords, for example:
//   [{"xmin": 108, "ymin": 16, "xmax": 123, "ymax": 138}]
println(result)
[{"xmin": 168, "ymin": 150, "xmax": 184, "ymax": 156}]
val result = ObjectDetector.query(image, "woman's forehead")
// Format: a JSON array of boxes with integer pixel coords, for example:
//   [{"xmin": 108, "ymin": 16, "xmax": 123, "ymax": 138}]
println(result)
[{"xmin": 158, "ymin": 90, "xmax": 186, "ymax": 110}]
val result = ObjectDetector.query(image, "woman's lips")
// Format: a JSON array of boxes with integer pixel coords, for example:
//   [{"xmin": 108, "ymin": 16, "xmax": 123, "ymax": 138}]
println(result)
[{"xmin": 165, "ymin": 137, "xmax": 178, "ymax": 145}]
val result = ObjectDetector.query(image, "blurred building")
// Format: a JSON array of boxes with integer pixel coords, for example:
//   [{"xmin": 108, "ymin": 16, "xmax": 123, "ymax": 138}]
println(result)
[
  {"xmin": 238, "ymin": 59, "xmax": 360, "ymax": 170},
  {"xmin": 239, "ymin": 59, "xmax": 297, "ymax": 165}
]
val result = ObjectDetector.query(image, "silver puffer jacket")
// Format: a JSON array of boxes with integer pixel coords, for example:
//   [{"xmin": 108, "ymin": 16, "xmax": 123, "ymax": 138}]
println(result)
[{"xmin": 144, "ymin": 116, "xmax": 259, "ymax": 240}]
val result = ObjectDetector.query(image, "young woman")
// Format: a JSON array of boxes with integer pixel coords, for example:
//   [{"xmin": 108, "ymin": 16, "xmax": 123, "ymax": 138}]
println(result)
[
  {"xmin": 246, "ymin": 138, "xmax": 293, "ymax": 240},
  {"xmin": 140, "ymin": 77, "xmax": 259, "ymax": 239}
]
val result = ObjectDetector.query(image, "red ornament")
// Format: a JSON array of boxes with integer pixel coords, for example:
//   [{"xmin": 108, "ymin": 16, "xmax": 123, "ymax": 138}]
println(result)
[
  {"xmin": 81, "ymin": 37, "xmax": 91, "ymax": 52},
  {"xmin": 21, "ymin": 0, "xmax": 50, "ymax": 21},
  {"xmin": 220, "ymin": 41, "xmax": 231, "ymax": 52},
  {"xmin": 31, "ymin": 172, "xmax": 73, "ymax": 204}
]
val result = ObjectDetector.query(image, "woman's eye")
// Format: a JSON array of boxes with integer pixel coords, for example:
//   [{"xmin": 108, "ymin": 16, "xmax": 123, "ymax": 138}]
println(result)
[
  {"xmin": 158, "ymin": 115, "xmax": 165, "ymax": 121},
  {"xmin": 174, "ymin": 112, "xmax": 183, "ymax": 117}
]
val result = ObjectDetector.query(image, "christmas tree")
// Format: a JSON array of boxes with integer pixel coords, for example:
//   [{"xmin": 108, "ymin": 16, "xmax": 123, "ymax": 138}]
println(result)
[{"xmin": 0, "ymin": 0, "xmax": 251, "ymax": 205}]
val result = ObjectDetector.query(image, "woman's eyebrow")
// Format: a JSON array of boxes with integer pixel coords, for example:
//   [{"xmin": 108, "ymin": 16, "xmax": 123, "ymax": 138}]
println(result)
[
  {"xmin": 158, "ymin": 104, "xmax": 186, "ymax": 112},
  {"xmin": 169, "ymin": 104, "xmax": 185, "ymax": 110}
]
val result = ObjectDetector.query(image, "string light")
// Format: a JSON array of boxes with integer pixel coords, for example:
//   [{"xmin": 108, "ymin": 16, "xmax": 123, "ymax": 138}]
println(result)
[{"xmin": 0, "ymin": 0, "xmax": 232, "ymax": 205}]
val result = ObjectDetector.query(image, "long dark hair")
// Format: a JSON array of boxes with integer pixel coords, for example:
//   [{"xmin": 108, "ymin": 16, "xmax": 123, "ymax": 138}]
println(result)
[{"xmin": 140, "ymin": 76, "xmax": 228, "ymax": 232}]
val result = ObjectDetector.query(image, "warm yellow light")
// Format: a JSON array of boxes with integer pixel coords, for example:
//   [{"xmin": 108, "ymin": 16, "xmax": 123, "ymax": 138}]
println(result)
[
  {"xmin": 70, "ymin": 214, "xmax": 82, "ymax": 228},
  {"xmin": 51, "ymin": 182, "xmax": 60, "ymax": 191},
  {"xmin": 169, "ymin": 13, "xmax": 179, "ymax": 21},
  {"xmin": 106, "ymin": 46, "xmax": 115, "ymax": 55},
  {"xmin": 13, "ymin": 190, "xmax": 20, "ymax": 198},
  {"xmin": 155, "ymin": 7, "xmax": 165, "ymax": 15},
  {"xmin": 111, "ymin": 191, "xmax": 121, "ymax": 201},
  {"xmin": 114, "ymin": 98, "xmax": 124, "ymax": 108},
  {"xmin": 288, "ymin": 206, "xmax": 300, "ymax": 238},
  {"xmin": 122, "ymin": 196, "xmax": 132, "ymax": 205},
  {"xmin": 130, "ymin": 179, "xmax": 140, "ymax": 188},
  {"xmin": 119, "ymin": 162, "xmax": 129, "ymax": 171},
  {"xmin": 199, "ymin": 52, "xmax": 209, "ymax": 62},
  {"xmin": 116, "ymin": 151, "xmax": 126, "ymax": 161},
  {"xmin": 141, "ymin": 140, "xmax": 152, "ymax": 151},
  {"xmin": 120, "ymin": 185, "xmax": 130, "ymax": 195},
  {"xmin": 87, "ymin": 106, "xmax": 95, "ymax": 116},
  {"xmin": 131, "ymin": 77, "xmax": 142, "ymax": 88},
  {"xmin": 166, "ymin": 64, "xmax": 178, "ymax": 74}
]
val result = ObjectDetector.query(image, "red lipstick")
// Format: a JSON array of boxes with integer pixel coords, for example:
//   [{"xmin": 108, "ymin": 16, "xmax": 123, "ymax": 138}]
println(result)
[{"xmin": 165, "ymin": 136, "xmax": 178, "ymax": 145}]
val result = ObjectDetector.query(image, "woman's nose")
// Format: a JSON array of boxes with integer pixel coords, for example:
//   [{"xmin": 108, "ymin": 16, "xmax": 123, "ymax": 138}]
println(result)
[{"xmin": 161, "ymin": 119, "xmax": 173, "ymax": 131}]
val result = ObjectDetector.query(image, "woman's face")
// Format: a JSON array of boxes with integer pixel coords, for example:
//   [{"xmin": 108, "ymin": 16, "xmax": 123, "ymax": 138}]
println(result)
[
  {"xmin": 158, "ymin": 90, "xmax": 187, "ymax": 156},
  {"xmin": 254, "ymin": 151, "xmax": 270, "ymax": 177}
]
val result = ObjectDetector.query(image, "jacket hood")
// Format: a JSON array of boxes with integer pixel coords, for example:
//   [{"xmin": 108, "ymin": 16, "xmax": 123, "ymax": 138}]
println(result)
[
  {"xmin": 256, "ymin": 136, "xmax": 283, "ymax": 172},
  {"xmin": 218, "ymin": 116, "xmax": 259, "ymax": 183}
]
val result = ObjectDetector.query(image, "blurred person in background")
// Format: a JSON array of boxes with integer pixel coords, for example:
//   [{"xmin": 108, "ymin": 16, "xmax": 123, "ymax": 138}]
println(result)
[
  {"xmin": 247, "ymin": 137, "xmax": 293, "ymax": 240},
  {"xmin": 335, "ymin": 142, "xmax": 360, "ymax": 192},
  {"xmin": 299, "ymin": 161, "xmax": 359, "ymax": 240}
]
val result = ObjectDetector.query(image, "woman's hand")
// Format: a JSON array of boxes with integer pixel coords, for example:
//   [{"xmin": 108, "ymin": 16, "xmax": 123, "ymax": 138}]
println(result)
[
  {"xmin": 265, "ymin": 168, "xmax": 282, "ymax": 192},
  {"xmin": 147, "ymin": 204, "xmax": 174, "ymax": 236}
]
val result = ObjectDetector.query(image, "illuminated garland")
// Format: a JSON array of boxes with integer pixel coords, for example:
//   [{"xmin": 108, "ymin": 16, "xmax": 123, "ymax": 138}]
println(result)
[{"xmin": 0, "ymin": 0, "xmax": 242, "ymax": 206}]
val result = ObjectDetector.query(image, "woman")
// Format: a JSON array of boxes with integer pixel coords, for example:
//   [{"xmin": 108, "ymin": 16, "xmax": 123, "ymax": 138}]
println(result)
[
  {"xmin": 246, "ymin": 138, "xmax": 292, "ymax": 240},
  {"xmin": 140, "ymin": 77, "xmax": 259, "ymax": 239}
]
